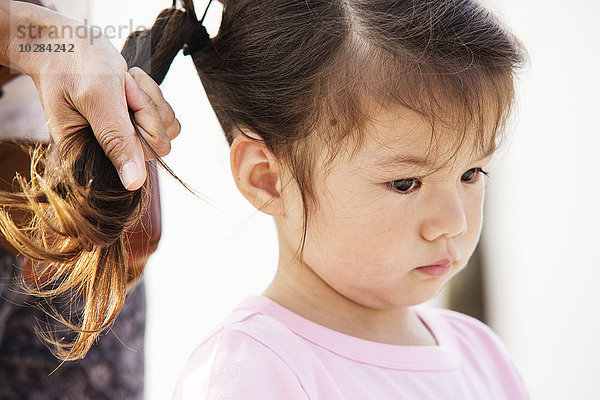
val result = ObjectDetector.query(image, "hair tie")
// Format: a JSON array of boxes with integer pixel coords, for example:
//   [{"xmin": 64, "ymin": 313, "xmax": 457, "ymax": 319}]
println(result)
[
  {"xmin": 183, "ymin": 22, "xmax": 210, "ymax": 55},
  {"xmin": 183, "ymin": 0, "xmax": 213, "ymax": 56}
]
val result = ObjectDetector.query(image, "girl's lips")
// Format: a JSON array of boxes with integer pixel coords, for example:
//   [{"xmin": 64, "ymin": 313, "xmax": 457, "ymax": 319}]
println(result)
[{"xmin": 415, "ymin": 262, "xmax": 452, "ymax": 277}]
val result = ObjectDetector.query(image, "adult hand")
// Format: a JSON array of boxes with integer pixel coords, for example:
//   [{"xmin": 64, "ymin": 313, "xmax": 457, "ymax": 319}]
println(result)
[
  {"xmin": 30, "ymin": 37, "xmax": 180, "ymax": 191},
  {"xmin": 2, "ymin": 1, "xmax": 181, "ymax": 190}
]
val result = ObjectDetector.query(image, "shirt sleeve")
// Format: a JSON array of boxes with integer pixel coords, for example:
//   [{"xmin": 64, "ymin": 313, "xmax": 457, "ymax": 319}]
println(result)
[
  {"xmin": 478, "ymin": 323, "xmax": 530, "ymax": 399},
  {"xmin": 173, "ymin": 327, "xmax": 309, "ymax": 400},
  {"xmin": 437, "ymin": 309, "xmax": 530, "ymax": 399}
]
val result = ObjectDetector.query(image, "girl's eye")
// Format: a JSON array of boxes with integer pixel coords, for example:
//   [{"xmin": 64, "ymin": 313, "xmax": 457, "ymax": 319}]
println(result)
[
  {"xmin": 388, "ymin": 168, "xmax": 488, "ymax": 194},
  {"xmin": 461, "ymin": 167, "xmax": 489, "ymax": 183},
  {"xmin": 389, "ymin": 178, "xmax": 421, "ymax": 194}
]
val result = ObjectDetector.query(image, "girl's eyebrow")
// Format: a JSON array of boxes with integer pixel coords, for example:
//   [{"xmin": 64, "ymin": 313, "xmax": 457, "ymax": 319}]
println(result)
[{"xmin": 375, "ymin": 145, "xmax": 495, "ymax": 168}]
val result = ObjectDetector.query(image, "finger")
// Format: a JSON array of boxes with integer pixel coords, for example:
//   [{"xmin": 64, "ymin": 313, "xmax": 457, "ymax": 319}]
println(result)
[
  {"xmin": 77, "ymin": 77, "xmax": 147, "ymax": 191},
  {"xmin": 125, "ymin": 72, "xmax": 171, "ymax": 159},
  {"xmin": 128, "ymin": 67, "xmax": 180, "ymax": 141},
  {"xmin": 167, "ymin": 116, "xmax": 181, "ymax": 142}
]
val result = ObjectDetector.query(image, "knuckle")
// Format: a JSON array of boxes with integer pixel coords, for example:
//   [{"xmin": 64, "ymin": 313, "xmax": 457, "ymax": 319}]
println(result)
[
  {"xmin": 143, "ymin": 90, "xmax": 154, "ymax": 104},
  {"xmin": 164, "ymin": 105, "xmax": 177, "ymax": 125},
  {"xmin": 146, "ymin": 96, "xmax": 158, "ymax": 111},
  {"xmin": 74, "ymin": 74, "xmax": 123, "ymax": 106},
  {"xmin": 167, "ymin": 120, "xmax": 181, "ymax": 139},
  {"xmin": 97, "ymin": 130, "xmax": 127, "ymax": 159},
  {"xmin": 72, "ymin": 81, "xmax": 97, "ymax": 105},
  {"xmin": 158, "ymin": 139, "xmax": 171, "ymax": 157}
]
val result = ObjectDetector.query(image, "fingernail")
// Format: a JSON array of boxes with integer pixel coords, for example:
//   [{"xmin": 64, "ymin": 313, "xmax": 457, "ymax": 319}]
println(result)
[
  {"xmin": 128, "ymin": 66, "xmax": 141, "ymax": 76},
  {"xmin": 120, "ymin": 161, "xmax": 141, "ymax": 190},
  {"xmin": 126, "ymin": 72, "xmax": 142, "ymax": 91}
]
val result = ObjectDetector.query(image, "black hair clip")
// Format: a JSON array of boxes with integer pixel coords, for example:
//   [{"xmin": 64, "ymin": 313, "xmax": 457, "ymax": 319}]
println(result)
[
  {"xmin": 183, "ymin": 22, "xmax": 210, "ymax": 55},
  {"xmin": 182, "ymin": 0, "xmax": 213, "ymax": 56}
]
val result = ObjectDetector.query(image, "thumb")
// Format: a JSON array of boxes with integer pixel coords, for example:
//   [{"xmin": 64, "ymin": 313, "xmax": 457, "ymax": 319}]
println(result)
[{"xmin": 79, "ymin": 79, "xmax": 147, "ymax": 191}]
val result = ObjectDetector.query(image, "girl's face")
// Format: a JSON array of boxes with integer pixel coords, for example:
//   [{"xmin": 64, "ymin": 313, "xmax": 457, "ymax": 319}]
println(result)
[{"xmin": 273, "ymin": 105, "xmax": 495, "ymax": 311}]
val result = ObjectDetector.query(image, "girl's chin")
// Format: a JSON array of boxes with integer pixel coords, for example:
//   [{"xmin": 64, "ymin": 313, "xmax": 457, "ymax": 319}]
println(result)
[{"xmin": 354, "ymin": 288, "xmax": 448, "ymax": 310}]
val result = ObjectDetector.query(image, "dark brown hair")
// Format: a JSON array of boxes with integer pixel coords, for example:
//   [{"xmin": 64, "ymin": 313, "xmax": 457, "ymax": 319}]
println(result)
[
  {"xmin": 0, "ymin": 0, "xmax": 525, "ymax": 360},
  {"xmin": 191, "ymin": 0, "xmax": 525, "ymax": 261}
]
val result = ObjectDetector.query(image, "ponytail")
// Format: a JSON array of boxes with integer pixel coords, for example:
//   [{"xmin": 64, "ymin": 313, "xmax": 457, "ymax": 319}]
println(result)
[{"xmin": 0, "ymin": 0, "xmax": 208, "ymax": 360}]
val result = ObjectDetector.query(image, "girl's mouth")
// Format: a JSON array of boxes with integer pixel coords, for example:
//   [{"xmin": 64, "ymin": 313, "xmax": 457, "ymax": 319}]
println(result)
[{"xmin": 415, "ymin": 261, "xmax": 452, "ymax": 277}]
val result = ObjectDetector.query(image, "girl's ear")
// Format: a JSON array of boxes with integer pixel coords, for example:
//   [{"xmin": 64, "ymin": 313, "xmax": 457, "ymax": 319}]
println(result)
[{"xmin": 230, "ymin": 132, "xmax": 284, "ymax": 216}]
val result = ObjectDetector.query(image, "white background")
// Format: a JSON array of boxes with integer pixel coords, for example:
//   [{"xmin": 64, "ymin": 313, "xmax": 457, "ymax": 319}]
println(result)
[{"xmin": 53, "ymin": 0, "xmax": 600, "ymax": 398}]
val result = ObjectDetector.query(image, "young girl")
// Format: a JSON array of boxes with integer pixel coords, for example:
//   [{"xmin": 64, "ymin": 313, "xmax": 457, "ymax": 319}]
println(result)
[
  {"xmin": 171, "ymin": 0, "xmax": 529, "ymax": 398},
  {"xmin": 0, "ymin": 0, "xmax": 528, "ymax": 397}
]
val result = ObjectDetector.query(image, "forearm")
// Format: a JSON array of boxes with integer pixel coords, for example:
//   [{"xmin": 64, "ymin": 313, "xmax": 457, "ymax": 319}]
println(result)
[
  {"xmin": 0, "ymin": 0, "xmax": 14, "ymax": 67},
  {"xmin": 0, "ymin": 0, "xmax": 77, "ymax": 75}
]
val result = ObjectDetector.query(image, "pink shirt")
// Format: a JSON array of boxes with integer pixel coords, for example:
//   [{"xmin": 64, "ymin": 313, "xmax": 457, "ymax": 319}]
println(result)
[{"xmin": 173, "ymin": 295, "xmax": 529, "ymax": 399}]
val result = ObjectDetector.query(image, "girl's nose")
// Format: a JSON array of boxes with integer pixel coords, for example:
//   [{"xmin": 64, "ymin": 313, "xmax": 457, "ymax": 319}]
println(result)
[{"xmin": 420, "ymin": 188, "xmax": 468, "ymax": 242}]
